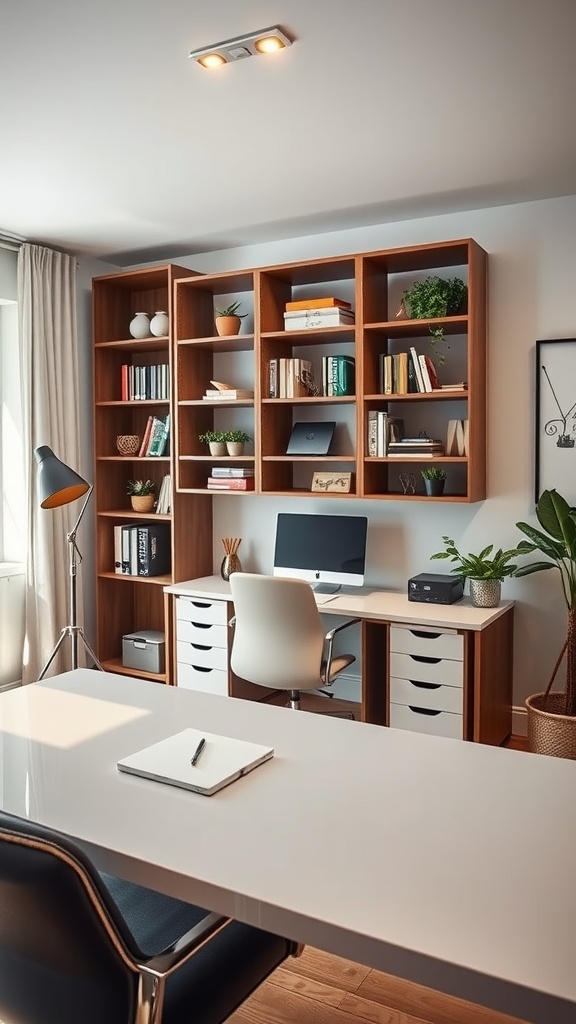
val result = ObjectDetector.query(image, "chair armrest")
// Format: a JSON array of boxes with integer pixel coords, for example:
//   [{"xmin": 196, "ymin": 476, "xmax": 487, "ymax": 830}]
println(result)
[
  {"xmin": 139, "ymin": 911, "xmax": 230, "ymax": 979},
  {"xmin": 323, "ymin": 618, "xmax": 361, "ymax": 683}
]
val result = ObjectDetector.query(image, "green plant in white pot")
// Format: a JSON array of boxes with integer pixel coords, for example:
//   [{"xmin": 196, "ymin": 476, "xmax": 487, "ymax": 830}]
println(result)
[
  {"xmin": 431, "ymin": 535, "xmax": 525, "ymax": 607},
  {"xmin": 514, "ymin": 489, "xmax": 576, "ymax": 756}
]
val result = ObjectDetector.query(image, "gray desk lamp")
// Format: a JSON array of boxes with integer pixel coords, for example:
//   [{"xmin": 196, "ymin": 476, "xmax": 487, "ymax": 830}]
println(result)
[{"xmin": 35, "ymin": 445, "xmax": 103, "ymax": 680}]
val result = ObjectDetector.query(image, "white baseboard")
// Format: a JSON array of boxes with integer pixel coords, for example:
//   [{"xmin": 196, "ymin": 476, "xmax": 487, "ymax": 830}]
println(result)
[{"xmin": 512, "ymin": 704, "xmax": 528, "ymax": 737}]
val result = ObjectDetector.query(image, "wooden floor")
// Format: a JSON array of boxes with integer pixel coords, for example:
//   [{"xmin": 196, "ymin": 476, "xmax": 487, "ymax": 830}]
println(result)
[{"xmin": 229, "ymin": 945, "xmax": 528, "ymax": 1024}]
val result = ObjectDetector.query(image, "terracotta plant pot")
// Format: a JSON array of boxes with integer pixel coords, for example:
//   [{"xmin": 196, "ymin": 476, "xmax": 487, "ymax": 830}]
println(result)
[
  {"xmin": 130, "ymin": 494, "xmax": 155, "ymax": 512},
  {"xmin": 215, "ymin": 315, "xmax": 241, "ymax": 337}
]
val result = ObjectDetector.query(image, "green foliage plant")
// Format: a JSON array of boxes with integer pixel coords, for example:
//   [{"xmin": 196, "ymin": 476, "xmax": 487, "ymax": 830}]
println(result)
[
  {"xmin": 420, "ymin": 467, "xmax": 447, "ymax": 481},
  {"xmin": 402, "ymin": 276, "xmax": 467, "ymax": 359},
  {"xmin": 215, "ymin": 301, "xmax": 247, "ymax": 318},
  {"xmin": 199, "ymin": 430, "xmax": 226, "ymax": 444},
  {"xmin": 224, "ymin": 430, "xmax": 251, "ymax": 444},
  {"xmin": 126, "ymin": 479, "xmax": 155, "ymax": 496},
  {"xmin": 514, "ymin": 488, "xmax": 576, "ymax": 715},
  {"xmin": 431, "ymin": 536, "xmax": 525, "ymax": 581}
]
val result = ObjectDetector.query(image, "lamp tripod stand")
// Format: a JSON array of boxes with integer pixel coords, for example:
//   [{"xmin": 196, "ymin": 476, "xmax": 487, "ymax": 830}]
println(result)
[{"xmin": 38, "ymin": 484, "xmax": 103, "ymax": 680}]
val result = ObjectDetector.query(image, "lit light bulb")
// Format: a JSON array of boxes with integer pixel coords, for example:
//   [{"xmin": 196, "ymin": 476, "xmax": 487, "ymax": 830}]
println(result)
[
  {"xmin": 254, "ymin": 35, "xmax": 285, "ymax": 53},
  {"xmin": 198, "ymin": 52, "xmax": 226, "ymax": 68}
]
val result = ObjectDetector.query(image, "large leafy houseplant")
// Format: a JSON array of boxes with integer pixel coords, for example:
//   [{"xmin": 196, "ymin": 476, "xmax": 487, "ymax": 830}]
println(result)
[
  {"xmin": 431, "ymin": 536, "xmax": 524, "ymax": 580},
  {"xmin": 514, "ymin": 488, "xmax": 576, "ymax": 716},
  {"xmin": 402, "ymin": 276, "xmax": 467, "ymax": 350}
]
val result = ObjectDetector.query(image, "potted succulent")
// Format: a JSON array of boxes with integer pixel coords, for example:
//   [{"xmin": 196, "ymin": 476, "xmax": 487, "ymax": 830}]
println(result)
[
  {"xmin": 199, "ymin": 430, "xmax": 227, "ymax": 456},
  {"xmin": 431, "ymin": 535, "xmax": 525, "ymax": 607},
  {"xmin": 513, "ymin": 489, "xmax": 576, "ymax": 757},
  {"xmin": 214, "ymin": 301, "xmax": 247, "ymax": 338},
  {"xmin": 223, "ymin": 429, "xmax": 251, "ymax": 456},
  {"xmin": 127, "ymin": 479, "xmax": 156, "ymax": 512},
  {"xmin": 400, "ymin": 276, "xmax": 467, "ymax": 362},
  {"xmin": 420, "ymin": 466, "xmax": 447, "ymax": 496}
]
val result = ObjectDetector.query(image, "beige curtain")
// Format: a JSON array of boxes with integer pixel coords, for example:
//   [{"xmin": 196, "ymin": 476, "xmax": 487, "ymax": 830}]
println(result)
[{"xmin": 19, "ymin": 244, "xmax": 84, "ymax": 682}]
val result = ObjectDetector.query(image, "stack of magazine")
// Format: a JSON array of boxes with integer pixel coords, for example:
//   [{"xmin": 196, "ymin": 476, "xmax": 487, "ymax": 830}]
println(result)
[
  {"xmin": 387, "ymin": 438, "xmax": 445, "ymax": 458},
  {"xmin": 207, "ymin": 467, "xmax": 254, "ymax": 491}
]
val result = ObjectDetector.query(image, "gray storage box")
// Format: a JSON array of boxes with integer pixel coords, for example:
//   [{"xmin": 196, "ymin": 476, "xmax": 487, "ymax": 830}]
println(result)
[{"xmin": 122, "ymin": 630, "xmax": 165, "ymax": 674}]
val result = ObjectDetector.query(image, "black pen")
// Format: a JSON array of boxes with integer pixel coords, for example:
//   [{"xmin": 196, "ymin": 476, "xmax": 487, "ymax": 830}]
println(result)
[{"xmin": 190, "ymin": 737, "xmax": 206, "ymax": 767}]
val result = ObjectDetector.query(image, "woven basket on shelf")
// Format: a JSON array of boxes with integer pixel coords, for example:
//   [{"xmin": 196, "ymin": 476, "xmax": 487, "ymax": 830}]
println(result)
[
  {"xmin": 130, "ymin": 495, "xmax": 155, "ymax": 513},
  {"xmin": 526, "ymin": 692, "xmax": 576, "ymax": 759},
  {"xmin": 116, "ymin": 434, "xmax": 140, "ymax": 456}
]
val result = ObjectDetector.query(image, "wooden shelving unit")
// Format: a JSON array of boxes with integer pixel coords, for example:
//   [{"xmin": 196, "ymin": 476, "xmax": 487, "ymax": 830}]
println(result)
[
  {"xmin": 173, "ymin": 239, "xmax": 487, "ymax": 502},
  {"xmin": 92, "ymin": 264, "xmax": 213, "ymax": 684}
]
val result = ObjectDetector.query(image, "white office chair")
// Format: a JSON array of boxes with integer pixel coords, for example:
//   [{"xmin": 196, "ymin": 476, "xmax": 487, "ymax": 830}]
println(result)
[{"xmin": 229, "ymin": 573, "xmax": 360, "ymax": 711}]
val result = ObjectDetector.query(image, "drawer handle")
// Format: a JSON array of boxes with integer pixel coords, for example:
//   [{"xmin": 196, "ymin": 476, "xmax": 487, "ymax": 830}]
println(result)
[
  {"xmin": 191, "ymin": 665, "xmax": 213, "ymax": 673},
  {"xmin": 189, "ymin": 600, "xmax": 211, "ymax": 608},
  {"xmin": 410, "ymin": 630, "xmax": 442, "ymax": 640},
  {"xmin": 408, "ymin": 706, "xmax": 442, "ymax": 717},
  {"xmin": 409, "ymin": 680, "xmax": 440, "ymax": 690},
  {"xmin": 409, "ymin": 654, "xmax": 441, "ymax": 665},
  {"xmin": 191, "ymin": 643, "xmax": 211, "ymax": 651},
  {"xmin": 191, "ymin": 622, "xmax": 212, "ymax": 630}
]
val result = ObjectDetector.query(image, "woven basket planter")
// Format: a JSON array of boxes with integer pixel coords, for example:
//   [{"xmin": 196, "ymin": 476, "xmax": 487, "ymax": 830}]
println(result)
[
  {"xmin": 526, "ymin": 692, "xmax": 576, "ymax": 759},
  {"xmin": 130, "ymin": 495, "xmax": 155, "ymax": 513}
]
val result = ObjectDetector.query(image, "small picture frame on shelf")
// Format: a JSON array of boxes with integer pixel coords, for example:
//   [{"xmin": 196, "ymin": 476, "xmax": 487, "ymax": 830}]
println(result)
[{"xmin": 311, "ymin": 472, "xmax": 352, "ymax": 494}]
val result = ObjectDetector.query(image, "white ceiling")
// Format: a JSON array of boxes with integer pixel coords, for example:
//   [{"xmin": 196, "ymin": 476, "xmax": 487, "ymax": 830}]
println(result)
[{"xmin": 2, "ymin": 0, "xmax": 576, "ymax": 266}]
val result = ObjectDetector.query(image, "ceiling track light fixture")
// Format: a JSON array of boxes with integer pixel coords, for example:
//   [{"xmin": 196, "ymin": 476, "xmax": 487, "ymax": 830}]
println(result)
[{"xmin": 189, "ymin": 26, "xmax": 293, "ymax": 69}]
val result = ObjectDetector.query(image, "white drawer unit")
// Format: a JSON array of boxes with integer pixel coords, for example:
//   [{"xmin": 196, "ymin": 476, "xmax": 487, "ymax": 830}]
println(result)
[
  {"xmin": 175, "ymin": 596, "xmax": 229, "ymax": 626},
  {"xmin": 176, "ymin": 640, "xmax": 228, "ymax": 672},
  {"xmin": 389, "ymin": 651, "xmax": 463, "ymax": 689},
  {"xmin": 390, "ymin": 677, "xmax": 463, "ymax": 715},
  {"xmin": 389, "ymin": 702, "xmax": 463, "ymax": 740},
  {"xmin": 177, "ymin": 619, "xmax": 228, "ymax": 649},
  {"xmin": 389, "ymin": 625, "xmax": 464, "ymax": 662},
  {"xmin": 177, "ymin": 662, "xmax": 228, "ymax": 696}
]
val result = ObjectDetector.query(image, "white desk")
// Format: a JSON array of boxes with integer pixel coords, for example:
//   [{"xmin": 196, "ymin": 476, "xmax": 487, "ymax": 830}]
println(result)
[
  {"xmin": 0, "ymin": 669, "xmax": 574, "ymax": 1024},
  {"xmin": 165, "ymin": 577, "xmax": 515, "ymax": 744}
]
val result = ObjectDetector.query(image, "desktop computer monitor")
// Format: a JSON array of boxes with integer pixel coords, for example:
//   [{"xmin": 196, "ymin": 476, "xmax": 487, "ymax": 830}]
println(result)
[{"xmin": 273, "ymin": 512, "xmax": 368, "ymax": 593}]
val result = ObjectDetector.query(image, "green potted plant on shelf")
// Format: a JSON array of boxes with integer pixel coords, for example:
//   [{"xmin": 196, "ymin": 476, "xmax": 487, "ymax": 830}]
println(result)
[
  {"xmin": 214, "ymin": 301, "xmax": 248, "ymax": 338},
  {"xmin": 513, "ymin": 488, "xmax": 576, "ymax": 757},
  {"xmin": 430, "ymin": 534, "xmax": 525, "ymax": 607},
  {"xmin": 127, "ymin": 479, "xmax": 156, "ymax": 512},
  {"xmin": 223, "ymin": 430, "xmax": 251, "ymax": 456},
  {"xmin": 199, "ymin": 430, "xmax": 227, "ymax": 456},
  {"xmin": 420, "ymin": 466, "xmax": 447, "ymax": 496},
  {"xmin": 400, "ymin": 276, "xmax": 467, "ymax": 362}
]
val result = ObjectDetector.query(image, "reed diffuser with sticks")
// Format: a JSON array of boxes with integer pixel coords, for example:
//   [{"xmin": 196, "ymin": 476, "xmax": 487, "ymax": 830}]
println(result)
[{"xmin": 221, "ymin": 537, "xmax": 242, "ymax": 581}]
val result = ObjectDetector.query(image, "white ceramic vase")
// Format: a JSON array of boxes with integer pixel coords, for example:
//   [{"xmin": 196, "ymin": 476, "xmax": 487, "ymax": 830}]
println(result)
[
  {"xmin": 150, "ymin": 310, "xmax": 169, "ymax": 337},
  {"xmin": 129, "ymin": 312, "xmax": 151, "ymax": 339}
]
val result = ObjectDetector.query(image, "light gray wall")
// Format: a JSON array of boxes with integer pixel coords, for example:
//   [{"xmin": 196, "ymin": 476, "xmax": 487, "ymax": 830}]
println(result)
[{"xmin": 78, "ymin": 194, "xmax": 576, "ymax": 726}]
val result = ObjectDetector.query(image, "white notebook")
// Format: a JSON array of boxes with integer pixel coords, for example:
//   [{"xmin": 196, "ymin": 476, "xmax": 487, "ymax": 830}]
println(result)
[{"xmin": 117, "ymin": 728, "xmax": 274, "ymax": 797}]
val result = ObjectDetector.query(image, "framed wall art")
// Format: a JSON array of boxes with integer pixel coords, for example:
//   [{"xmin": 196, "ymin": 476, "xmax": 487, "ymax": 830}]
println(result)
[{"xmin": 535, "ymin": 338, "xmax": 576, "ymax": 504}]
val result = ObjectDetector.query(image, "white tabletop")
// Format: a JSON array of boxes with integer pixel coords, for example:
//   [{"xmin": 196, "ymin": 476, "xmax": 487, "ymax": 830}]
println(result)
[
  {"xmin": 165, "ymin": 575, "xmax": 513, "ymax": 631},
  {"xmin": 0, "ymin": 669, "xmax": 573, "ymax": 1024}
]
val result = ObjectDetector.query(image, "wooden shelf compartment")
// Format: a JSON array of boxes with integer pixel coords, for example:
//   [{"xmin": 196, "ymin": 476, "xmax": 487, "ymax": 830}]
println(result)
[
  {"xmin": 174, "ymin": 271, "xmax": 256, "ymax": 342},
  {"xmin": 94, "ymin": 339, "xmax": 170, "ymax": 404}
]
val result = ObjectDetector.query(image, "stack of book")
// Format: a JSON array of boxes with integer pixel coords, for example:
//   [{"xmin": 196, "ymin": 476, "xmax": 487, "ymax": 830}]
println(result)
[
  {"xmin": 322, "ymin": 355, "xmax": 355, "ymax": 396},
  {"xmin": 207, "ymin": 467, "xmax": 255, "ymax": 491},
  {"xmin": 114, "ymin": 522, "xmax": 171, "ymax": 576},
  {"xmin": 138, "ymin": 414, "xmax": 170, "ymax": 456},
  {"xmin": 367, "ymin": 411, "xmax": 404, "ymax": 456},
  {"xmin": 202, "ymin": 387, "xmax": 253, "ymax": 401},
  {"xmin": 387, "ymin": 438, "xmax": 445, "ymax": 458},
  {"xmin": 283, "ymin": 297, "xmax": 355, "ymax": 331}
]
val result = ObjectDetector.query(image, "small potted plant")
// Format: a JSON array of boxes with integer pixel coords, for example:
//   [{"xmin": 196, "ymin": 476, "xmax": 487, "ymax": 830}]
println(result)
[
  {"xmin": 430, "ymin": 535, "xmax": 525, "ymax": 607},
  {"xmin": 400, "ymin": 276, "xmax": 467, "ymax": 362},
  {"xmin": 224, "ymin": 430, "xmax": 251, "ymax": 456},
  {"xmin": 420, "ymin": 466, "xmax": 447, "ymax": 496},
  {"xmin": 214, "ymin": 301, "xmax": 247, "ymax": 338},
  {"xmin": 127, "ymin": 479, "xmax": 156, "ymax": 512},
  {"xmin": 199, "ymin": 430, "xmax": 227, "ymax": 456}
]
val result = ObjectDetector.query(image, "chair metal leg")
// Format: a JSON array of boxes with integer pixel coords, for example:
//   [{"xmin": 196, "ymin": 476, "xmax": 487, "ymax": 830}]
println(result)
[{"xmin": 289, "ymin": 690, "xmax": 301, "ymax": 710}]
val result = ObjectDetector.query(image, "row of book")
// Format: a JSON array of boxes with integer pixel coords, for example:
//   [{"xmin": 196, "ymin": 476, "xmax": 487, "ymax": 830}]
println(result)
[
  {"xmin": 114, "ymin": 522, "xmax": 171, "ymax": 576},
  {"xmin": 206, "ymin": 467, "xmax": 254, "ymax": 491},
  {"xmin": 367, "ymin": 412, "xmax": 405, "ymax": 457},
  {"xmin": 139, "ymin": 414, "xmax": 170, "ymax": 457},
  {"xmin": 378, "ymin": 348, "xmax": 440, "ymax": 395},
  {"xmin": 121, "ymin": 363, "xmax": 170, "ymax": 402},
  {"xmin": 283, "ymin": 296, "xmax": 354, "ymax": 332},
  {"xmin": 155, "ymin": 474, "xmax": 172, "ymax": 514},
  {"xmin": 322, "ymin": 355, "xmax": 355, "ymax": 397},
  {"xmin": 268, "ymin": 358, "xmax": 313, "ymax": 398}
]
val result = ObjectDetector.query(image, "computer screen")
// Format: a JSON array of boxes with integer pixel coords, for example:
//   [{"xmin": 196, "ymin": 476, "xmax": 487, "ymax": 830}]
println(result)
[{"xmin": 273, "ymin": 513, "xmax": 368, "ymax": 592}]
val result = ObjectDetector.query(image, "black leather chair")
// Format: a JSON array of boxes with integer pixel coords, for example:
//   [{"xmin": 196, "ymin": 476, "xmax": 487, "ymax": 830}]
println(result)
[{"xmin": 0, "ymin": 811, "xmax": 299, "ymax": 1024}]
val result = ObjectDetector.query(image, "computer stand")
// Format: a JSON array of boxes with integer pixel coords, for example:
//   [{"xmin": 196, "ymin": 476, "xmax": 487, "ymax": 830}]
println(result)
[{"xmin": 313, "ymin": 583, "xmax": 342, "ymax": 595}]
